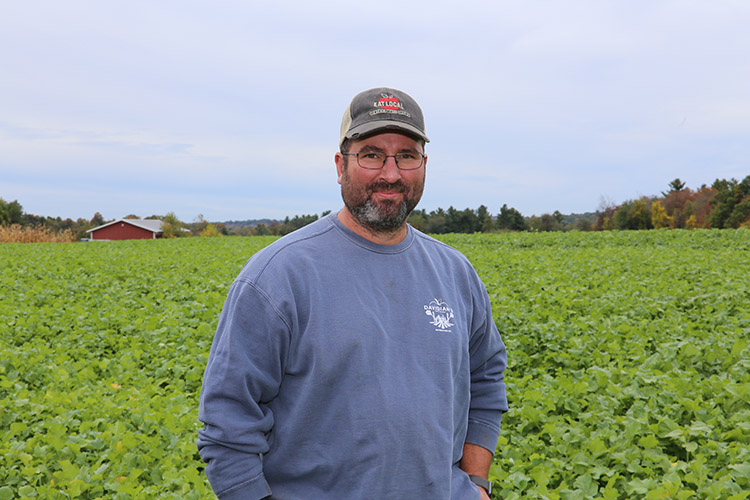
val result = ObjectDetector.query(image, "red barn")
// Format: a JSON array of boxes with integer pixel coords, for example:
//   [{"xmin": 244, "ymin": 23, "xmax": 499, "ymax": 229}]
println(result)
[{"xmin": 87, "ymin": 219, "xmax": 164, "ymax": 241}]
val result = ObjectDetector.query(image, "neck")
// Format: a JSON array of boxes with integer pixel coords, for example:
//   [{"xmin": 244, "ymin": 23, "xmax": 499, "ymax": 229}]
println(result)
[{"xmin": 337, "ymin": 208, "xmax": 408, "ymax": 245}]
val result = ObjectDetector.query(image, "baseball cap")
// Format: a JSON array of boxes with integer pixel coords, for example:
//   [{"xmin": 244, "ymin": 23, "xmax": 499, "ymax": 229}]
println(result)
[{"xmin": 340, "ymin": 87, "xmax": 429, "ymax": 147}]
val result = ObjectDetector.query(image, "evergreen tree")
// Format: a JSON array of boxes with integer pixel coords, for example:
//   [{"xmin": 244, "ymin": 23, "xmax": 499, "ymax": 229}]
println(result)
[
  {"xmin": 662, "ymin": 178, "xmax": 686, "ymax": 196},
  {"xmin": 708, "ymin": 176, "xmax": 750, "ymax": 228},
  {"xmin": 497, "ymin": 204, "xmax": 527, "ymax": 231}
]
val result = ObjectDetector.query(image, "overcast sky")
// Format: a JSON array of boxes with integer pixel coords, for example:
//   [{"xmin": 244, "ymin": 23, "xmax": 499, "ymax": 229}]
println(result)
[{"xmin": 2, "ymin": 0, "xmax": 749, "ymax": 223}]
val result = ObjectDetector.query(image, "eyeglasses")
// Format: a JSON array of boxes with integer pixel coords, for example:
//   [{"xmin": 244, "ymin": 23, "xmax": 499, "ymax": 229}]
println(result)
[{"xmin": 342, "ymin": 151, "xmax": 425, "ymax": 170}]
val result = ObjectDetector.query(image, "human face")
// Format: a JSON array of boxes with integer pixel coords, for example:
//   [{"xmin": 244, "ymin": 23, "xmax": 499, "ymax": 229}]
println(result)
[{"xmin": 336, "ymin": 133, "xmax": 427, "ymax": 235}]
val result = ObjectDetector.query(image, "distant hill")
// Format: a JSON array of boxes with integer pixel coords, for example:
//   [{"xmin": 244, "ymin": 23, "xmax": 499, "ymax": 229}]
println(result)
[{"xmin": 221, "ymin": 219, "xmax": 279, "ymax": 230}]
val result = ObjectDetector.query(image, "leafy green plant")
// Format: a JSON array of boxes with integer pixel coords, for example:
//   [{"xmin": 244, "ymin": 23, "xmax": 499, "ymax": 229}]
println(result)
[
  {"xmin": 439, "ymin": 229, "xmax": 750, "ymax": 499},
  {"xmin": 1, "ymin": 230, "xmax": 748, "ymax": 499}
]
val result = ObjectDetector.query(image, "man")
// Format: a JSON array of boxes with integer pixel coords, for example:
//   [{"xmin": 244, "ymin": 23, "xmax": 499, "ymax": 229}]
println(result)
[{"xmin": 198, "ymin": 87, "xmax": 508, "ymax": 500}]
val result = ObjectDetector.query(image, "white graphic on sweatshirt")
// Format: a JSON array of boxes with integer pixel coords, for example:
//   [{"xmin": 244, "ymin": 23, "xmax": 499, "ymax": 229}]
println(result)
[{"xmin": 424, "ymin": 298, "xmax": 454, "ymax": 332}]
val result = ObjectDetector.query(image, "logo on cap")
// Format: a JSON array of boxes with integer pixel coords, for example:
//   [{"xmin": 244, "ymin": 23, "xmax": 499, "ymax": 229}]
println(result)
[
  {"xmin": 374, "ymin": 93, "xmax": 404, "ymax": 111},
  {"xmin": 370, "ymin": 93, "xmax": 411, "ymax": 118}
]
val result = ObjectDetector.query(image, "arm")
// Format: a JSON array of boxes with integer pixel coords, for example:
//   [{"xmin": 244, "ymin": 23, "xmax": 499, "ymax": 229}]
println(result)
[
  {"xmin": 460, "ymin": 443, "xmax": 493, "ymax": 500},
  {"xmin": 463, "ymin": 282, "xmax": 507, "ymax": 499},
  {"xmin": 465, "ymin": 282, "xmax": 508, "ymax": 444},
  {"xmin": 197, "ymin": 279, "xmax": 290, "ymax": 500}
]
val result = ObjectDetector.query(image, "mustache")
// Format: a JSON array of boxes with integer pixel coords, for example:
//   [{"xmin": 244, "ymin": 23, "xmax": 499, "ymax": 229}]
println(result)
[{"xmin": 368, "ymin": 180, "xmax": 407, "ymax": 194}]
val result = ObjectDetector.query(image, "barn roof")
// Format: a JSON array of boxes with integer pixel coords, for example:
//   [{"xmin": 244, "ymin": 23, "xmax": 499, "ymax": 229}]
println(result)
[{"xmin": 87, "ymin": 218, "xmax": 165, "ymax": 234}]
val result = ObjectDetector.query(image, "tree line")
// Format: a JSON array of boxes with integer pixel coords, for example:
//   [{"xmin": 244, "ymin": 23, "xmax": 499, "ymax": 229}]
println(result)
[
  {"xmin": 408, "ymin": 175, "xmax": 750, "ymax": 233},
  {"xmin": 237, "ymin": 175, "xmax": 750, "ymax": 234},
  {"xmin": 199, "ymin": 174, "xmax": 750, "ymax": 234},
  {"xmin": 1, "ymin": 175, "xmax": 748, "ymax": 241},
  {"xmin": 593, "ymin": 176, "xmax": 750, "ymax": 231}
]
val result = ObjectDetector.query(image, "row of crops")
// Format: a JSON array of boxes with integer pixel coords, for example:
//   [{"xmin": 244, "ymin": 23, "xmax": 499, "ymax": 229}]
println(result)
[{"xmin": 1, "ymin": 230, "xmax": 748, "ymax": 499}]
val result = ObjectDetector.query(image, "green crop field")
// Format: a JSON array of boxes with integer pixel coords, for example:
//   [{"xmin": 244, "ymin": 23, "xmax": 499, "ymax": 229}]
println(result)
[{"xmin": 1, "ymin": 230, "xmax": 749, "ymax": 499}]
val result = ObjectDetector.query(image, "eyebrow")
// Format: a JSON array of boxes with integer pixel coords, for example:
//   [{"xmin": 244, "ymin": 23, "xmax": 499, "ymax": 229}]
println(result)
[
  {"xmin": 357, "ymin": 145, "xmax": 422, "ymax": 154},
  {"xmin": 357, "ymin": 145, "xmax": 384, "ymax": 153}
]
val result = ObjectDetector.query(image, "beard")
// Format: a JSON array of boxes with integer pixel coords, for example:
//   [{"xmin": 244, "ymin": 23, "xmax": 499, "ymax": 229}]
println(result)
[{"xmin": 340, "ymin": 166, "xmax": 424, "ymax": 235}]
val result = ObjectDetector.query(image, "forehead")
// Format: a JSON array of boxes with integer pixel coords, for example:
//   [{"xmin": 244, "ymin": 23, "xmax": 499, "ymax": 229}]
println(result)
[{"xmin": 350, "ymin": 132, "xmax": 423, "ymax": 151}]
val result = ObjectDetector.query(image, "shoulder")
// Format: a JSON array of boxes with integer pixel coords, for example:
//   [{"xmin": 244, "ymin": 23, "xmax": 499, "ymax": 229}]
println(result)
[
  {"xmin": 410, "ymin": 227, "xmax": 475, "ymax": 268},
  {"xmin": 236, "ymin": 216, "xmax": 338, "ymax": 284},
  {"xmin": 409, "ymin": 227, "xmax": 489, "ymax": 293}
]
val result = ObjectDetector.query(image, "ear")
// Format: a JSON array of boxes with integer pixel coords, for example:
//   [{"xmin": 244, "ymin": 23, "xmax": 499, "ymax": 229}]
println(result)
[{"xmin": 335, "ymin": 152, "xmax": 345, "ymax": 185}]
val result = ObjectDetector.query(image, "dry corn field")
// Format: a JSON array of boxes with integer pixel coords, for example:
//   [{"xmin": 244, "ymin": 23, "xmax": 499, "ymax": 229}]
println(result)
[{"xmin": 0, "ymin": 225, "xmax": 75, "ymax": 243}]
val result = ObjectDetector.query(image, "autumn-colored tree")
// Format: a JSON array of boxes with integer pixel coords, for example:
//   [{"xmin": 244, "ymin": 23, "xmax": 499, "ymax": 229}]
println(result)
[
  {"xmin": 651, "ymin": 200, "xmax": 671, "ymax": 229},
  {"xmin": 612, "ymin": 198, "xmax": 652, "ymax": 230},
  {"xmin": 662, "ymin": 189, "xmax": 693, "ymax": 228},
  {"xmin": 593, "ymin": 197, "xmax": 617, "ymax": 231},
  {"xmin": 685, "ymin": 186, "xmax": 716, "ymax": 228},
  {"xmin": 193, "ymin": 214, "xmax": 209, "ymax": 236},
  {"xmin": 653, "ymin": 180, "xmax": 719, "ymax": 229},
  {"xmin": 161, "ymin": 212, "xmax": 190, "ymax": 238},
  {"xmin": 215, "ymin": 222, "xmax": 228, "ymax": 235},
  {"xmin": 200, "ymin": 223, "xmax": 221, "ymax": 237},
  {"xmin": 232, "ymin": 226, "xmax": 253, "ymax": 236}
]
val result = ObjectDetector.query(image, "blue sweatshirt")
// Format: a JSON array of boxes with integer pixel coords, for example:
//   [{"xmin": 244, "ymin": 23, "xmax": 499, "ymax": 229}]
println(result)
[{"xmin": 198, "ymin": 213, "xmax": 508, "ymax": 500}]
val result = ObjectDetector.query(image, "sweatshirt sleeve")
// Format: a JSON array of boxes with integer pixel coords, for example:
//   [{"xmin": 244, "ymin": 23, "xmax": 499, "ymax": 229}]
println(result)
[
  {"xmin": 464, "ymin": 282, "xmax": 508, "ymax": 453},
  {"xmin": 197, "ymin": 278, "xmax": 290, "ymax": 500}
]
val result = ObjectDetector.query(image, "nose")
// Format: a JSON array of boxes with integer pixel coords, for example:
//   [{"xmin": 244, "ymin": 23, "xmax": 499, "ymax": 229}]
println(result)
[{"xmin": 379, "ymin": 155, "xmax": 402, "ymax": 182}]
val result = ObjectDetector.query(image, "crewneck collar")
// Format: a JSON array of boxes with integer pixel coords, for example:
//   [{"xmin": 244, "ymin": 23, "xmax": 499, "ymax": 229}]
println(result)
[{"xmin": 328, "ymin": 212, "xmax": 415, "ymax": 254}]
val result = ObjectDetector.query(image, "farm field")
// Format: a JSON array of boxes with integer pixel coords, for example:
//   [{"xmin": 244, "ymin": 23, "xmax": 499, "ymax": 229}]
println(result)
[{"xmin": 1, "ymin": 229, "xmax": 749, "ymax": 499}]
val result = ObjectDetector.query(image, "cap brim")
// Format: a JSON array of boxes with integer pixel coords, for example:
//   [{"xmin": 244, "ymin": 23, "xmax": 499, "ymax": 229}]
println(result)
[{"xmin": 346, "ymin": 120, "xmax": 430, "ymax": 144}]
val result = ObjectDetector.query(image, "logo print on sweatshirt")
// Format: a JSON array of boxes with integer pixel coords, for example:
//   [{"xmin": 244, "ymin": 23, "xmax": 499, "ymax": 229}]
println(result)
[{"xmin": 424, "ymin": 298, "xmax": 454, "ymax": 332}]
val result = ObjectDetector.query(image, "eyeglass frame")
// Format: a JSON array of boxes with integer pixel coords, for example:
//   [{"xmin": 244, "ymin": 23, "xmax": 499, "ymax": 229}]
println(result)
[{"xmin": 341, "ymin": 150, "xmax": 426, "ymax": 170}]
